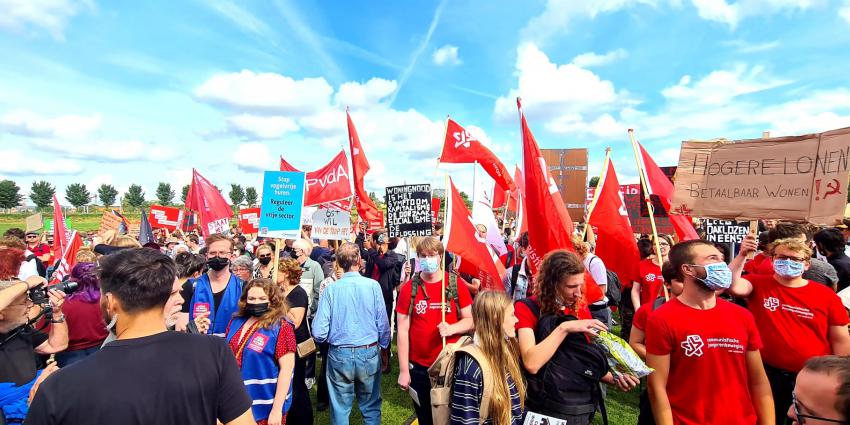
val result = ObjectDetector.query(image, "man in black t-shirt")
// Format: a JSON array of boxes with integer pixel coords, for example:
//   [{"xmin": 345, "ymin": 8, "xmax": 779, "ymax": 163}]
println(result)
[{"xmin": 25, "ymin": 248, "xmax": 254, "ymax": 425}]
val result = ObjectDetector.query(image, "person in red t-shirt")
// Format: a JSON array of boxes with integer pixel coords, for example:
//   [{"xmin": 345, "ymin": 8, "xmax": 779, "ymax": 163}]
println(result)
[
  {"xmin": 55, "ymin": 262, "xmax": 108, "ymax": 367},
  {"xmin": 395, "ymin": 237, "xmax": 473, "ymax": 425},
  {"xmin": 729, "ymin": 235, "xmax": 850, "ymax": 425},
  {"xmin": 25, "ymin": 231, "xmax": 52, "ymax": 266},
  {"xmin": 646, "ymin": 239, "xmax": 774, "ymax": 425},
  {"xmin": 631, "ymin": 234, "xmax": 672, "ymax": 309}
]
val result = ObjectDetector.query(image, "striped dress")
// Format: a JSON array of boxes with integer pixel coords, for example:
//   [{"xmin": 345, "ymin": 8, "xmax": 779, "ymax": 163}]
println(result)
[{"xmin": 449, "ymin": 352, "xmax": 523, "ymax": 425}]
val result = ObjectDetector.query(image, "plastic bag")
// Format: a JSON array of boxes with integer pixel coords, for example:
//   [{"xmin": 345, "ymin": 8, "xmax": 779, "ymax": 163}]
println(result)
[{"xmin": 593, "ymin": 330, "xmax": 654, "ymax": 378}]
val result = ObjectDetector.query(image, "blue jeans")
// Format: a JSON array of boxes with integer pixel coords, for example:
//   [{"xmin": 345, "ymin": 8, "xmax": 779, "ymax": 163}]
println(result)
[
  {"xmin": 54, "ymin": 346, "xmax": 100, "ymax": 368},
  {"xmin": 326, "ymin": 344, "xmax": 382, "ymax": 425}
]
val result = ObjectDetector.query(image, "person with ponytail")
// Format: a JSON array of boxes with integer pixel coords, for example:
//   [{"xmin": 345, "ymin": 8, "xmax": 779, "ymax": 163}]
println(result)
[
  {"xmin": 56, "ymin": 262, "xmax": 107, "ymax": 366},
  {"xmin": 225, "ymin": 278, "xmax": 297, "ymax": 425},
  {"xmin": 449, "ymin": 290, "xmax": 525, "ymax": 424}
]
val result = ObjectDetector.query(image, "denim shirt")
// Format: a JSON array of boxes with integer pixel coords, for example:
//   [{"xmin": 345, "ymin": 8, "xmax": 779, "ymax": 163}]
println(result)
[{"xmin": 312, "ymin": 272, "xmax": 390, "ymax": 348}]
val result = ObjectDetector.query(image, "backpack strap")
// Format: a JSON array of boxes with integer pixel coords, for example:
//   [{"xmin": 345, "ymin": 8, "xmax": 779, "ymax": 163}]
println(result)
[
  {"xmin": 448, "ymin": 272, "xmax": 461, "ymax": 316},
  {"xmin": 510, "ymin": 264, "xmax": 521, "ymax": 295},
  {"xmin": 517, "ymin": 298, "xmax": 540, "ymax": 320},
  {"xmin": 455, "ymin": 344, "xmax": 494, "ymax": 424},
  {"xmin": 408, "ymin": 273, "xmax": 423, "ymax": 317}
]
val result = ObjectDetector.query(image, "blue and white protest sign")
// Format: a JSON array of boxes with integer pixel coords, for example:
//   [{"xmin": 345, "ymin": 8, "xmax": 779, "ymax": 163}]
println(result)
[{"xmin": 259, "ymin": 171, "xmax": 306, "ymax": 239}]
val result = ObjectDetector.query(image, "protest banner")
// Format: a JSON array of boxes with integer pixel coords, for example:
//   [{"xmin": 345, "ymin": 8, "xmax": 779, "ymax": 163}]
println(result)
[
  {"xmin": 588, "ymin": 184, "xmax": 673, "ymax": 235},
  {"xmin": 542, "ymin": 148, "xmax": 588, "ymax": 222},
  {"xmin": 98, "ymin": 211, "xmax": 124, "ymax": 235},
  {"xmin": 702, "ymin": 219, "xmax": 751, "ymax": 256},
  {"xmin": 148, "ymin": 205, "xmax": 184, "ymax": 230},
  {"xmin": 311, "ymin": 208, "xmax": 351, "ymax": 240},
  {"xmin": 386, "ymin": 184, "xmax": 433, "ymax": 238},
  {"xmin": 128, "ymin": 223, "xmax": 141, "ymax": 238},
  {"xmin": 671, "ymin": 127, "xmax": 850, "ymax": 224},
  {"xmin": 238, "ymin": 208, "xmax": 261, "ymax": 234},
  {"xmin": 25, "ymin": 213, "xmax": 43, "ymax": 233},
  {"xmin": 258, "ymin": 171, "xmax": 306, "ymax": 239},
  {"xmin": 367, "ymin": 210, "xmax": 384, "ymax": 231}
]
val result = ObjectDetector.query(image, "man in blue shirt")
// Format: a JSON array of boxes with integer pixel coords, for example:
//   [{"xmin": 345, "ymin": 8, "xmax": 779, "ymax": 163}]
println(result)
[{"xmin": 312, "ymin": 242, "xmax": 390, "ymax": 425}]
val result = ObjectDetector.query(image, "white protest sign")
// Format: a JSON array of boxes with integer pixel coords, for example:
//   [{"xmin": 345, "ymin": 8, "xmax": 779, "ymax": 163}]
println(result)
[{"xmin": 311, "ymin": 209, "xmax": 351, "ymax": 240}]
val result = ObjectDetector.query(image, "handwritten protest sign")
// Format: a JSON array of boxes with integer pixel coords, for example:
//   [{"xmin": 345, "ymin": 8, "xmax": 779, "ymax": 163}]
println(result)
[
  {"xmin": 98, "ymin": 211, "xmax": 123, "ymax": 235},
  {"xmin": 25, "ymin": 213, "xmax": 43, "ymax": 233},
  {"xmin": 702, "ymin": 219, "xmax": 750, "ymax": 256},
  {"xmin": 386, "ymin": 184, "xmax": 433, "ymax": 238},
  {"xmin": 671, "ymin": 127, "xmax": 850, "ymax": 224},
  {"xmin": 238, "ymin": 208, "xmax": 261, "ymax": 234},
  {"xmin": 259, "ymin": 171, "xmax": 306, "ymax": 239},
  {"xmin": 311, "ymin": 209, "xmax": 351, "ymax": 240}
]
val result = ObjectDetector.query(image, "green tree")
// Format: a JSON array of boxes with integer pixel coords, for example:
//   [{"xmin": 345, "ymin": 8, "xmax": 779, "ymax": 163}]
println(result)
[
  {"xmin": 29, "ymin": 181, "xmax": 55, "ymax": 210},
  {"xmin": 229, "ymin": 184, "xmax": 245, "ymax": 207},
  {"xmin": 245, "ymin": 187, "xmax": 258, "ymax": 206},
  {"xmin": 0, "ymin": 180, "xmax": 23, "ymax": 209},
  {"xmin": 589, "ymin": 176, "xmax": 599, "ymax": 188},
  {"xmin": 65, "ymin": 183, "xmax": 91, "ymax": 208},
  {"xmin": 98, "ymin": 184, "xmax": 118, "ymax": 207},
  {"xmin": 156, "ymin": 182, "xmax": 175, "ymax": 205},
  {"xmin": 181, "ymin": 185, "xmax": 190, "ymax": 204},
  {"xmin": 124, "ymin": 184, "xmax": 146, "ymax": 208},
  {"xmin": 459, "ymin": 191, "xmax": 472, "ymax": 210}
]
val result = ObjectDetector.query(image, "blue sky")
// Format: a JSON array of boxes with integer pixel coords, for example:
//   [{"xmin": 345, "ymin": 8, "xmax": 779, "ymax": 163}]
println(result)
[{"xmin": 1, "ymin": 0, "xmax": 850, "ymax": 205}]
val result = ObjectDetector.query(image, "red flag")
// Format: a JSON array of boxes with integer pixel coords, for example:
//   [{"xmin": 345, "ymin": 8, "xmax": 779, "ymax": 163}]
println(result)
[
  {"xmin": 444, "ymin": 177, "xmax": 505, "ymax": 290},
  {"xmin": 185, "ymin": 169, "xmax": 233, "ymax": 237},
  {"xmin": 51, "ymin": 194, "xmax": 67, "ymax": 262},
  {"xmin": 636, "ymin": 141, "xmax": 699, "ymax": 241},
  {"xmin": 238, "ymin": 207, "xmax": 261, "ymax": 234},
  {"xmin": 148, "ymin": 205, "xmax": 184, "ymax": 231},
  {"xmin": 518, "ymin": 99, "xmax": 575, "ymax": 274},
  {"xmin": 588, "ymin": 157, "xmax": 640, "ymax": 284},
  {"xmin": 279, "ymin": 150, "xmax": 352, "ymax": 206},
  {"xmin": 431, "ymin": 197, "xmax": 441, "ymax": 223},
  {"xmin": 347, "ymin": 111, "xmax": 381, "ymax": 222},
  {"xmin": 439, "ymin": 118, "xmax": 515, "ymax": 191},
  {"xmin": 492, "ymin": 186, "xmax": 508, "ymax": 209},
  {"xmin": 511, "ymin": 166, "xmax": 528, "ymax": 235},
  {"xmin": 50, "ymin": 230, "xmax": 82, "ymax": 284}
]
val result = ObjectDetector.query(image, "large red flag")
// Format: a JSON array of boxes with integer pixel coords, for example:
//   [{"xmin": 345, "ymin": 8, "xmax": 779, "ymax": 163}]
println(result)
[
  {"xmin": 518, "ymin": 99, "xmax": 575, "ymax": 273},
  {"xmin": 511, "ymin": 166, "xmax": 528, "ymax": 236},
  {"xmin": 588, "ymin": 157, "xmax": 640, "ymax": 284},
  {"xmin": 439, "ymin": 118, "xmax": 515, "ymax": 191},
  {"xmin": 185, "ymin": 169, "xmax": 233, "ymax": 237},
  {"xmin": 636, "ymin": 140, "xmax": 699, "ymax": 241},
  {"xmin": 347, "ymin": 111, "xmax": 381, "ymax": 222},
  {"xmin": 279, "ymin": 150, "xmax": 352, "ymax": 206},
  {"xmin": 51, "ymin": 194, "xmax": 67, "ymax": 262},
  {"xmin": 444, "ymin": 177, "xmax": 505, "ymax": 290},
  {"xmin": 50, "ymin": 230, "xmax": 82, "ymax": 284}
]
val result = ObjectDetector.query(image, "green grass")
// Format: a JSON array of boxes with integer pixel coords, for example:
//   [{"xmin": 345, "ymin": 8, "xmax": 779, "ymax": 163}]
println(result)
[
  {"xmin": 0, "ymin": 213, "xmax": 104, "ymax": 235},
  {"xmin": 308, "ymin": 326, "xmax": 641, "ymax": 425}
]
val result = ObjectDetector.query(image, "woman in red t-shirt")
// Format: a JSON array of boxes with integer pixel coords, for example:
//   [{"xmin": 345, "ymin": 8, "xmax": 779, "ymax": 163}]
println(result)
[
  {"xmin": 55, "ymin": 262, "xmax": 108, "ymax": 367},
  {"xmin": 631, "ymin": 234, "xmax": 672, "ymax": 309}
]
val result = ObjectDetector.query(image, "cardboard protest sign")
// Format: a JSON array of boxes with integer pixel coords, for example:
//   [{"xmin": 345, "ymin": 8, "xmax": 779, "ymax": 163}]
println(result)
[
  {"xmin": 671, "ymin": 127, "xmax": 850, "ymax": 224},
  {"xmin": 98, "ymin": 211, "xmax": 124, "ymax": 235},
  {"xmin": 367, "ymin": 210, "xmax": 384, "ymax": 231},
  {"xmin": 311, "ymin": 208, "xmax": 351, "ymax": 240},
  {"xmin": 587, "ymin": 184, "xmax": 673, "ymax": 235},
  {"xmin": 238, "ymin": 208, "xmax": 261, "ymax": 234},
  {"xmin": 128, "ymin": 223, "xmax": 141, "ymax": 238},
  {"xmin": 258, "ymin": 171, "xmax": 306, "ymax": 239},
  {"xmin": 25, "ymin": 213, "xmax": 43, "ymax": 233},
  {"xmin": 702, "ymin": 219, "xmax": 750, "ymax": 256},
  {"xmin": 386, "ymin": 184, "xmax": 433, "ymax": 238},
  {"xmin": 148, "ymin": 205, "xmax": 184, "ymax": 230}
]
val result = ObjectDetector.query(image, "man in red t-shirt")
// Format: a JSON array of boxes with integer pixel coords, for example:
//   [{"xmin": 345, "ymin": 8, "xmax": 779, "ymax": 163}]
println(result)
[
  {"xmin": 730, "ymin": 235, "xmax": 850, "ymax": 425},
  {"xmin": 25, "ymin": 231, "xmax": 52, "ymax": 266},
  {"xmin": 646, "ymin": 239, "xmax": 774, "ymax": 425},
  {"xmin": 395, "ymin": 237, "xmax": 473, "ymax": 425}
]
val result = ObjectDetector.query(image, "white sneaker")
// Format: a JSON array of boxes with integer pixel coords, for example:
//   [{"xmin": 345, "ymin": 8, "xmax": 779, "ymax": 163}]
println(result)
[{"xmin": 305, "ymin": 378, "xmax": 315, "ymax": 390}]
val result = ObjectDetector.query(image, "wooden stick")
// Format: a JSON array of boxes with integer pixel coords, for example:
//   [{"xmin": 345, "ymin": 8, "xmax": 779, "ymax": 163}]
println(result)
[
  {"xmin": 272, "ymin": 238, "xmax": 282, "ymax": 280},
  {"xmin": 441, "ymin": 174, "xmax": 450, "ymax": 349}
]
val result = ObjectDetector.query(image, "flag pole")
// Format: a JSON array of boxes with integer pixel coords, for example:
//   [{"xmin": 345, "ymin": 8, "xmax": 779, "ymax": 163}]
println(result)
[
  {"xmin": 441, "ymin": 174, "xmax": 450, "ymax": 349},
  {"xmin": 436, "ymin": 115, "xmax": 449, "ymax": 173},
  {"xmin": 272, "ymin": 238, "xmax": 282, "ymax": 281},
  {"xmin": 583, "ymin": 148, "xmax": 611, "ymax": 240},
  {"xmin": 629, "ymin": 129, "xmax": 669, "ymax": 301}
]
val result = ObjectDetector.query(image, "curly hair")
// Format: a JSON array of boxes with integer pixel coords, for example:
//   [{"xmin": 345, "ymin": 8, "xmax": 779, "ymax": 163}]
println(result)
[
  {"xmin": 0, "ymin": 248, "xmax": 24, "ymax": 280},
  {"xmin": 534, "ymin": 250, "xmax": 586, "ymax": 315},
  {"xmin": 67, "ymin": 262, "xmax": 100, "ymax": 303},
  {"xmin": 277, "ymin": 258, "xmax": 303, "ymax": 287},
  {"xmin": 236, "ymin": 278, "xmax": 290, "ymax": 329}
]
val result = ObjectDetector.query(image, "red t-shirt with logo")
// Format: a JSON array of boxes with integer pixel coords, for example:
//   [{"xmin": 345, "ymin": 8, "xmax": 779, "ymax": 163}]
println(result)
[
  {"xmin": 514, "ymin": 296, "xmax": 592, "ymax": 331},
  {"xmin": 743, "ymin": 252, "xmax": 769, "ymax": 276},
  {"xmin": 632, "ymin": 302, "xmax": 657, "ymax": 331},
  {"xmin": 745, "ymin": 274, "xmax": 849, "ymax": 372},
  {"xmin": 638, "ymin": 259, "xmax": 664, "ymax": 305},
  {"xmin": 646, "ymin": 298, "xmax": 763, "ymax": 425},
  {"xmin": 396, "ymin": 272, "xmax": 473, "ymax": 367}
]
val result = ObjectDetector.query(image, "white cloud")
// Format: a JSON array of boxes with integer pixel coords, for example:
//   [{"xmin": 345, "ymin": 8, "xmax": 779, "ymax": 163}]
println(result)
[
  {"xmin": 432, "ymin": 45, "xmax": 462, "ymax": 66},
  {"xmin": 226, "ymin": 114, "xmax": 299, "ymax": 140},
  {"xmin": 234, "ymin": 142, "xmax": 274, "ymax": 172},
  {"xmin": 722, "ymin": 39, "xmax": 780, "ymax": 53},
  {"xmin": 195, "ymin": 70, "xmax": 334, "ymax": 116},
  {"xmin": 334, "ymin": 78, "xmax": 398, "ymax": 108},
  {"xmin": 521, "ymin": 0, "xmax": 661, "ymax": 43},
  {"xmin": 841, "ymin": 2, "xmax": 850, "ymax": 24},
  {"xmin": 571, "ymin": 49, "xmax": 627, "ymax": 67},
  {"xmin": 692, "ymin": 0, "xmax": 740, "ymax": 26},
  {"xmin": 0, "ymin": 149, "xmax": 83, "ymax": 175},
  {"xmin": 1, "ymin": 109, "xmax": 101, "ymax": 138},
  {"xmin": 661, "ymin": 64, "xmax": 790, "ymax": 105},
  {"xmin": 691, "ymin": 0, "xmax": 823, "ymax": 28},
  {"xmin": 545, "ymin": 113, "xmax": 628, "ymax": 138},
  {"xmin": 0, "ymin": 0, "xmax": 93, "ymax": 40},
  {"xmin": 29, "ymin": 139, "xmax": 175, "ymax": 162}
]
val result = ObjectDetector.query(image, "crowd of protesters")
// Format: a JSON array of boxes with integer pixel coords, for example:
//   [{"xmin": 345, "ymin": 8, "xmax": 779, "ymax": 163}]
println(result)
[{"xmin": 0, "ymin": 215, "xmax": 848, "ymax": 425}]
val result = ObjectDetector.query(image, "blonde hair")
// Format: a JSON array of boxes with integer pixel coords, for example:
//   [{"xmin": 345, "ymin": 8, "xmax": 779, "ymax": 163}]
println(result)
[
  {"xmin": 769, "ymin": 238, "xmax": 813, "ymax": 260},
  {"xmin": 75, "ymin": 248, "xmax": 97, "ymax": 263},
  {"xmin": 570, "ymin": 235, "xmax": 589, "ymax": 257},
  {"xmin": 472, "ymin": 290, "xmax": 525, "ymax": 424},
  {"xmin": 415, "ymin": 236, "xmax": 444, "ymax": 257},
  {"xmin": 113, "ymin": 236, "xmax": 141, "ymax": 248}
]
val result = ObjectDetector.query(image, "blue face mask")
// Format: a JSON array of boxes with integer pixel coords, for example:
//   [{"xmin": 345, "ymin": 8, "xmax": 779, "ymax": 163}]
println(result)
[
  {"xmin": 418, "ymin": 256, "xmax": 441, "ymax": 274},
  {"xmin": 690, "ymin": 262, "xmax": 732, "ymax": 290},
  {"xmin": 773, "ymin": 259, "xmax": 805, "ymax": 278}
]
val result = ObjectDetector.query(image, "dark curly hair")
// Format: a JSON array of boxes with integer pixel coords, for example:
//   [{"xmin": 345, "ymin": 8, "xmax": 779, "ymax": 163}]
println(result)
[{"xmin": 534, "ymin": 250, "xmax": 586, "ymax": 315}]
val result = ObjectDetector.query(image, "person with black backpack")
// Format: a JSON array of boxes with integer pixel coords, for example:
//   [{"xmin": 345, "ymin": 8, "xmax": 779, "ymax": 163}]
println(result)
[
  {"xmin": 572, "ymin": 236, "xmax": 618, "ymax": 327},
  {"xmin": 515, "ymin": 250, "xmax": 638, "ymax": 425}
]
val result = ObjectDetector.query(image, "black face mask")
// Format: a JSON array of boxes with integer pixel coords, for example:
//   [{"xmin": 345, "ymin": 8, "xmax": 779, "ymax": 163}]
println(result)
[
  {"xmin": 207, "ymin": 256, "xmax": 230, "ymax": 271},
  {"xmin": 290, "ymin": 250, "xmax": 300, "ymax": 260},
  {"xmin": 258, "ymin": 256, "xmax": 272, "ymax": 266},
  {"xmin": 245, "ymin": 302, "xmax": 269, "ymax": 317}
]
